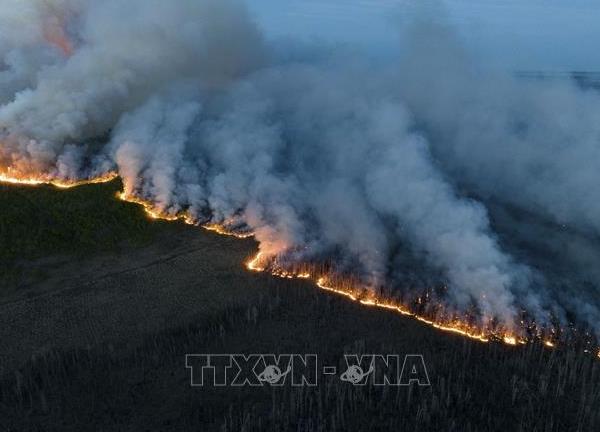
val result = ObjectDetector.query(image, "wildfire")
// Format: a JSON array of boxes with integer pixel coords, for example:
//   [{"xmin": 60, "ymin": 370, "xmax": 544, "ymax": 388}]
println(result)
[
  {"xmin": 245, "ymin": 253, "xmax": 529, "ymax": 346},
  {"xmin": 319, "ymin": 275, "xmax": 494, "ymax": 344},
  {"xmin": 116, "ymin": 191, "xmax": 256, "ymax": 241},
  {"xmin": 0, "ymin": 171, "xmax": 118, "ymax": 188},
  {"xmin": 0, "ymin": 171, "xmax": 257, "ymax": 239},
  {"xmin": 0, "ymin": 170, "xmax": 596, "ymax": 354},
  {"xmin": 203, "ymin": 223, "xmax": 254, "ymax": 239},
  {"xmin": 247, "ymin": 251, "xmax": 266, "ymax": 272},
  {"xmin": 116, "ymin": 192, "xmax": 190, "ymax": 222}
]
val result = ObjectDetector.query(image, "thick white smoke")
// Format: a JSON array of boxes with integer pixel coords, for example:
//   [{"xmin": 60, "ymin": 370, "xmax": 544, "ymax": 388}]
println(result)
[
  {"xmin": 1, "ymin": 0, "xmax": 599, "ymax": 334},
  {"xmin": 0, "ymin": 0, "xmax": 263, "ymax": 178}
]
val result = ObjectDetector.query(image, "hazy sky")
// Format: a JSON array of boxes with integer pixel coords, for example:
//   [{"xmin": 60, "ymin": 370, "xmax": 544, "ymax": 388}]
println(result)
[{"xmin": 248, "ymin": 0, "xmax": 600, "ymax": 71}]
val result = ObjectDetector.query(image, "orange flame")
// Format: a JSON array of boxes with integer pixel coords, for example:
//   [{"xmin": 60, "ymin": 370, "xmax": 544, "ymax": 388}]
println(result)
[
  {"xmin": 0, "ymin": 169, "xmax": 596, "ymax": 355},
  {"xmin": 204, "ymin": 223, "xmax": 254, "ymax": 239},
  {"xmin": 116, "ymin": 190, "xmax": 254, "ymax": 240},
  {"xmin": 245, "ymin": 252, "xmax": 530, "ymax": 346},
  {"xmin": 116, "ymin": 191, "xmax": 195, "ymax": 224},
  {"xmin": 0, "ymin": 170, "xmax": 118, "ymax": 188},
  {"xmin": 43, "ymin": 18, "xmax": 74, "ymax": 57},
  {"xmin": 0, "ymin": 170, "xmax": 557, "ymax": 349}
]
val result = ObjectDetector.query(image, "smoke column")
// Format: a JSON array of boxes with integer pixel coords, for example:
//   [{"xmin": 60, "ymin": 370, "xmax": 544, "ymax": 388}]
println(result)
[{"xmin": 1, "ymin": 0, "xmax": 600, "ymax": 336}]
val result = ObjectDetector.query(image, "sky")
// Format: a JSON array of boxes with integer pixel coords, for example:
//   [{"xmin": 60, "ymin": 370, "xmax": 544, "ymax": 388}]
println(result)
[{"xmin": 248, "ymin": 0, "xmax": 600, "ymax": 71}]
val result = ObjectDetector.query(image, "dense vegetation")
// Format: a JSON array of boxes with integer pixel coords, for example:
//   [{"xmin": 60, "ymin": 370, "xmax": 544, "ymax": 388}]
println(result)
[
  {"xmin": 0, "ymin": 182, "xmax": 598, "ymax": 431},
  {"xmin": 0, "ymin": 180, "xmax": 161, "ymax": 286},
  {"xmin": 1, "ymin": 275, "xmax": 599, "ymax": 431}
]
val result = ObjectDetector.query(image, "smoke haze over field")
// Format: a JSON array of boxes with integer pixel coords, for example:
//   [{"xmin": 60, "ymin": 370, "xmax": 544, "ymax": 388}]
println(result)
[{"xmin": 1, "ymin": 0, "xmax": 600, "ymax": 335}]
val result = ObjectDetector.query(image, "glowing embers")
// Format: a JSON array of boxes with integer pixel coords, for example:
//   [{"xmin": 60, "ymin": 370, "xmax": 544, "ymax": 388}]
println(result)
[
  {"xmin": 318, "ymin": 274, "xmax": 496, "ymax": 344},
  {"xmin": 203, "ymin": 223, "xmax": 254, "ymax": 239},
  {"xmin": 0, "ymin": 170, "xmax": 593, "ymax": 355},
  {"xmin": 245, "ymin": 251, "xmax": 537, "ymax": 346},
  {"xmin": 247, "ymin": 251, "xmax": 266, "ymax": 272},
  {"xmin": 117, "ymin": 191, "xmax": 196, "ymax": 224},
  {"xmin": 0, "ymin": 170, "xmax": 118, "ymax": 188},
  {"xmin": 117, "ymin": 190, "xmax": 253, "ymax": 239}
]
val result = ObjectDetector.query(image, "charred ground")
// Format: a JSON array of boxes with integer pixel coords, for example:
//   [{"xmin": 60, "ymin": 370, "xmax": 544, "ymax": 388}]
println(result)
[{"xmin": 0, "ymin": 181, "xmax": 598, "ymax": 431}]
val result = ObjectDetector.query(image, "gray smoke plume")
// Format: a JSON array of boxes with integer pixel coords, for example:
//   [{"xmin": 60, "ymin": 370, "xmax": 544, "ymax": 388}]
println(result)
[{"xmin": 1, "ymin": 0, "xmax": 599, "ymax": 335}]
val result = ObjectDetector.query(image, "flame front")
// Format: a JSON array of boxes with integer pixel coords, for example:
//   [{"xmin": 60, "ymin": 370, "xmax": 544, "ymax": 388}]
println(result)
[
  {"xmin": 116, "ymin": 190, "xmax": 254, "ymax": 240},
  {"xmin": 245, "ymin": 252, "xmax": 516, "ymax": 345},
  {"xmin": 1, "ymin": 169, "xmax": 596, "ymax": 354},
  {"xmin": 0, "ymin": 170, "xmax": 118, "ymax": 189}
]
